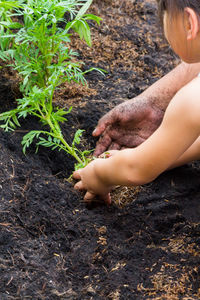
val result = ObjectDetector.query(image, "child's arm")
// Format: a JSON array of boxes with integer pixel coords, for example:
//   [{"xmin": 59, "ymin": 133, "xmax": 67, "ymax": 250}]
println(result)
[
  {"xmin": 74, "ymin": 78, "xmax": 200, "ymax": 202},
  {"xmin": 93, "ymin": 61, "xmax": 200, "ymax": 157}
]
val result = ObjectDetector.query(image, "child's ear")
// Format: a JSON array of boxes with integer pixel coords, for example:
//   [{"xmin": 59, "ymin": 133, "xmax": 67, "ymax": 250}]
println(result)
[{"xmin": 184, "ymin": 7, "xmax": 200, "ymax": 40}]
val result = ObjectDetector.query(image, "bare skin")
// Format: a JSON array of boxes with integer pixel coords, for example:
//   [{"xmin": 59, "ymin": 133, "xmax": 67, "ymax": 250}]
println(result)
[
  {"xmin": 74, "ymin": 77, "xmax": 200, "ymax": 203},
  {"xmin": 73, "ymin": 7, "xmax": 200, "ymax": 204},
  {"xmin": 93, "ymin": 61, "xmax": 200, "ymax": 157}
]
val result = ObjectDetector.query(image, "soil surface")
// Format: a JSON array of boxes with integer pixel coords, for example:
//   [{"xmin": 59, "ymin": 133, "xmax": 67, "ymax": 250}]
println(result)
[{"xmin": 0, "ymin": 0, "xmax": 200, "ymax": 299}]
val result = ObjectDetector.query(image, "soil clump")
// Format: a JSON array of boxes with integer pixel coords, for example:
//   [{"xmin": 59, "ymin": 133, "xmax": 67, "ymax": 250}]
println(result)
[{"xmin": 0, "ymin": 1, "xmax": 199, "ymax": 299}]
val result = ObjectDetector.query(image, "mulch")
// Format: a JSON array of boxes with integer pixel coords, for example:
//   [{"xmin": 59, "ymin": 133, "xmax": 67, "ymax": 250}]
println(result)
[{"xmin": 0, "ymin": 0, "xmax": 199, "ymax": 299}]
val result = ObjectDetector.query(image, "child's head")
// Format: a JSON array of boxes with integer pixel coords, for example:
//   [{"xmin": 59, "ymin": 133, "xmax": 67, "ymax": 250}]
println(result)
[
  {"xmin": 157, "ymin": 0, "xmax": 200, "ymax": 20},
  {"xmin": 156, "ymin": 0, "xmax": 200, "ymax": 63}
]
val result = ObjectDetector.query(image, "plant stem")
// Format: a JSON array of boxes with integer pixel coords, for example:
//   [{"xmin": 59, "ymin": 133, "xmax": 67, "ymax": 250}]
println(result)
[
  {"xmin": 59, "ymin": 134, "xmax": 83, "ymax": 165},
  {"xmin": 46, "ymin": 114, "xmax": 83, "ymax": 165}
]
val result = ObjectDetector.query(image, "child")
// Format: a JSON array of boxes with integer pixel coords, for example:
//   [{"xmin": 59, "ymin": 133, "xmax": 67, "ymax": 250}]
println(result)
[{"xmin": 73, "ymin": 0, "xmax": 200, "ymax": 204}]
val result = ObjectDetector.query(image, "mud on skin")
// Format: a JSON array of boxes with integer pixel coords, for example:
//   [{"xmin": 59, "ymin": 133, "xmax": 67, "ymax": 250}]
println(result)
[
  {"xmin": 0, "ymin": 0, "xmax": 199, "ymax": 299},
  {"xmin": 93, "ymin": 97, "xmax": 164, "ymax": 156}
]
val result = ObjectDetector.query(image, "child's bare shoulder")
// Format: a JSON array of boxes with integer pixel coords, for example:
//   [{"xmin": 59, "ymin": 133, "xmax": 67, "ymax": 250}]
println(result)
[
  {"xmin": 179, "ymin": 77, "xmax": 200, "ymax": 99},
  {"xmin": 166, "ymin": 77, "xmax": 200, "ymax": 127},
  {"xmin": 176, "ymin": 77, "xmax": 200, "ymax": 124}
]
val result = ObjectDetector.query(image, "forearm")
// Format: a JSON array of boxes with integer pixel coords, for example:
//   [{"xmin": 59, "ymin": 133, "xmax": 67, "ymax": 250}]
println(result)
[
  {"xmin": 136, "ymin": 62, "xmax": 200, "ymax": 110},
  {"xmin": 95, "ymin": 79, "xmax": 200, "ymax": 188}
]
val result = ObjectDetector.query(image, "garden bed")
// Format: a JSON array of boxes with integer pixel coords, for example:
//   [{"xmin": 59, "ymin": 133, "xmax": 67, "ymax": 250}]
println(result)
[{"xmin": 0, "ymin": 0, "xmax": 199, "ymax": 299}]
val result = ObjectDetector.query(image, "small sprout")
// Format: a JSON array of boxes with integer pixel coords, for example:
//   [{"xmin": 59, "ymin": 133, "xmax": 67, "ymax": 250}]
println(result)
[{"xmin": 0, "ymin": 0, "xmax": 104, "ymax": 170}]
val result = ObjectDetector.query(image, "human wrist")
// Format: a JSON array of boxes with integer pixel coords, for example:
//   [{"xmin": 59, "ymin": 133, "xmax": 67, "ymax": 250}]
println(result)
[
  {"xmin": 94, "ymin": 158, "xmax": 114, "ymax": 189},
  {"xmin": 95, "ymin": 149, "xmax": 136, "ymax": 187}
]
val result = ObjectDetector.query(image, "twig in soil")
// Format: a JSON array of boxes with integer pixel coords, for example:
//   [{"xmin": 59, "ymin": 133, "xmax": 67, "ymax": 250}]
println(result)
[
  {"xmin": 6, "ymin": 276, "xmax": 13, "ymax": 286},
  {"xmin": 102, "ymin": 265, "xmax": 108, "ymax": 273},
  {"xmin": 21, "ymin": 177, "xmax": 31, "ymax": 196},
  {"xmin": 53, "ymin": 171, "xmax": 62, "ymax": 177},
  {"xmin": 7, "ymin": 250, "xmax": 15, "ymax": 266},
  {"xmin": 10, "ymin": 160, "xmax": 15, "ymax": 178},
  {"xmin": 0, "ymin": 222, "xmax": 12, "ymax": 226}
]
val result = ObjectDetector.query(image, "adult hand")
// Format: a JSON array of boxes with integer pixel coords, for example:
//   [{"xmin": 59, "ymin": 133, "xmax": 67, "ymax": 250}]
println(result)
[
  {"xmin": 92, "ymin": 62, "xmax": 200, "ymax": 157},
  {"xmin": 93, "ymin": 97, "xmax": 164, "ymax": 157}
]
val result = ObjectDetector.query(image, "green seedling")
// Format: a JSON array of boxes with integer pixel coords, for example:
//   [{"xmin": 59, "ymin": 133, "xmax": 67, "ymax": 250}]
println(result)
[
  {"xmin": 0, "ymin": 0, "xmax": 22, "ymax": 57},
  {"xmin": 0, "ymin": 0, "xmax": 104, "ymax": 170}
]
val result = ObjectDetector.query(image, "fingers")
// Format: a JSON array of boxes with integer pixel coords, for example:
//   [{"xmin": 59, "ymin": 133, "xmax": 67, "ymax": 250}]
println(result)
[
  {"xmin": 92, "ymin": 115, "xmax": 112, "ymax": 137},
  {"xmin": 74, "ymin": 180, "xmax": 85, "ymax": 190},
  {"xmin": 73, "ymin": 176, "xmax": 111, "ymax": 205},
  {"xmin": 102, "ymin": 193, "xmax": 111, "ymax": 205},
  {"xmin": 93, "ymin": 134, "xmax": 112, "ymax": 157},
  {"xmin": 92, "ymin": 125, "xmax": 106, "ymax": 137},
  {"xmin": 94, "ymin": 140, "xmax": 121, "ymax": 157},
  {"xmin": 108, "ymin": 142, "xmax": 121, "ymax": 151},
  {"xmin": 84, "ymin": 191, "xmax": 111, "ymax": 205},
  {"xmin": 73, "ymin": 170, "xmax": 85, "ymax": 190},
  {"xmin": 73, "ymin": 168, "xmax": 112, "ymax": 206},
  {"xmin": 84, "ymin": 191, "xmax": 96, "ymax": 202},
  {"xmin": 72, "ymin": 170, "xmax": 82, "ymax": 180}
]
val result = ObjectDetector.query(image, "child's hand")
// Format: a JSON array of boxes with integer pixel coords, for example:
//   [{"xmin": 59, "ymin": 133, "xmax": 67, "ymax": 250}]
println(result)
[{"xmin": 73, "ymin": 159, "xmax": 112, "ymax": 205}]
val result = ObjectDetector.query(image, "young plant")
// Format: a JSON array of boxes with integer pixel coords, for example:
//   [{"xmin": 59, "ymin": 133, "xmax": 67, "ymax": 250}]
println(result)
[
  {"xmin": 0, "ymin": 0, "xmax": 23, "ymax": 60},
  {"xmin": 0, "ymin": 0, "xmax": 103, "ymax": 170}
]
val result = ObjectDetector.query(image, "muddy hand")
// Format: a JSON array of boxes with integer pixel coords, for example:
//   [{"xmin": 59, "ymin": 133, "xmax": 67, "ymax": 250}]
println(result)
[{"xmin": 93, "ymin": 97, "xmax": 164, "ymax": 157}]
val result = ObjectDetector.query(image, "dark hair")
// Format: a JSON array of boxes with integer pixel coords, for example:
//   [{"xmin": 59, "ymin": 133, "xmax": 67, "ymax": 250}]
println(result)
[{"xmin": 157, "ymin": 0, "xmax": 200, "ymax": 25}]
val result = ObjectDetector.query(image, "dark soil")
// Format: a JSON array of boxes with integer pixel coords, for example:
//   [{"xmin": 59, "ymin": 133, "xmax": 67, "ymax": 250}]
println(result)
[{"xmin": 0, "ymin": 0, "xmax": 199, "ymax": 299}]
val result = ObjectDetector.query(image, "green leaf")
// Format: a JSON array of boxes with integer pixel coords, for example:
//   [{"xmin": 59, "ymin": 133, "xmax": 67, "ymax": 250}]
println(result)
[
  {"xmin": 72, "ymin": 129, "xmax": 84, "ymax": 147},
  {"xmin": 83, "ymin": 14, "xmax": 102, "ymax": 25},
  {"xmin": 12, "ymin": 114, "xmax": 21, "ymax": 127},
  {"xmin": 58, "ymin": 34, "xmax": 71, "ymax": 43},
  {"xmin": 0, "ymin": 21, "xmax": 23, "ymax": 29},
  {"xmin": 72, "ymin": 19, "xmax": 92, "ymax": 46},
  {"xmin": 76, "ymin": 0, "xmax": 93, "ymax": 19},
  {"xmin": 22, "ymin": 130, "xmax": 42, "ymax": 154},
  {"xmin": 0, "ymin": 1, "xmax": 22, "ymax": 9},
  {"xmin": 0, "ymin": 0, "xmax": 100, "ymax": 171}
]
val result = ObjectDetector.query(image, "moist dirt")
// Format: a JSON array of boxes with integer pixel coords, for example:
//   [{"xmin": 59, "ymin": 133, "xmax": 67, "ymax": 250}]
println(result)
[{"xmin": 0, "ymin": 0, "xmax": 199, "ymax": 299}]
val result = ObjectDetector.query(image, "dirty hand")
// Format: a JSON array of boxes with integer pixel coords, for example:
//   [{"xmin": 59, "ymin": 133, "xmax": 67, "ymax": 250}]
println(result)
[
  {"xmin": 93, "ymin": 97, "xmax": 164, "ymax": 157},
  {"xmin": 73, "ymin": 159, "xmax": 112, "ymax": 205}
]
